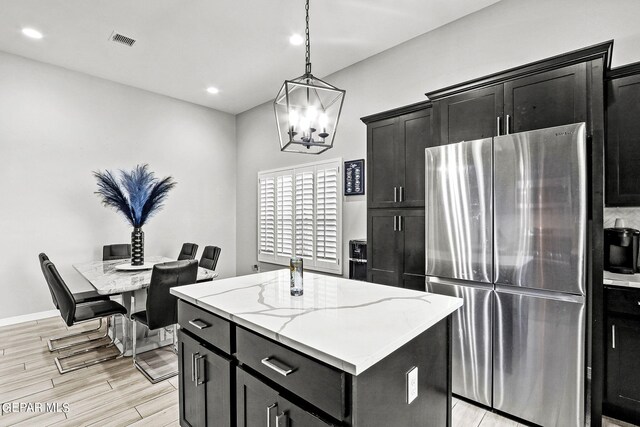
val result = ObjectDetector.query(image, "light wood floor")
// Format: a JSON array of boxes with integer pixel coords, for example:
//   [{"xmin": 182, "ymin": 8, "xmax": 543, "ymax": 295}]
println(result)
[
  {"xmin": 0, "ymin": 316, "xmax": 636, "ymax": 427},
  {"xmin": 0, "ymin": 316, "xmax": 179, "ymax": 426}
]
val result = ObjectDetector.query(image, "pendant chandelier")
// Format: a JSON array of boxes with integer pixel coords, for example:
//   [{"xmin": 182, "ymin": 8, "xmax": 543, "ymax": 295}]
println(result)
[{"xmin": 274, "ymin": 0, "xmax": 345, "ymax": 154}]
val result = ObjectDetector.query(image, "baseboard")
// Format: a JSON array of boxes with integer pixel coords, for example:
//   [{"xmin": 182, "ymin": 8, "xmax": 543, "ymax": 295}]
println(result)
[{"xmin": 0, "ymin": 309, "xmax": 59, "ymax": 327}]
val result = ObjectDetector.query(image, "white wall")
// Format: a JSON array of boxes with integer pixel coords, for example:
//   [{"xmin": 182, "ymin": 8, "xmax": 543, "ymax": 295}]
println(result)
[
  {"xmin": 0, "ymin": 51, "xmax": 237, "ymax": 319},
  {"xmin": 235, "ymin": 0, "xmax": 640, "ymax": 276}
]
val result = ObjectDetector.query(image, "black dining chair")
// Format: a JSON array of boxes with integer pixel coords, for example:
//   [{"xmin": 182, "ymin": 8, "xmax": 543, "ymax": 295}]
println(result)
[
  {"xmin": 177, "ymin": 243, "xmax": 198, "ymax": 261},
  {"xmin": 199, "ymin": 246, "xmax": 221, "ymax": 271},
  {"xmin": 39, "ymin": 253, "xmax": 110, "ymax": 351},
  {"xmin": 43, "ymin": 260, "xmax": 127, "ymax": 374},
  {"xmin": 131, "ymin": 260, "xmax": 198, "ymax": 383},
  {"xmin": 103, "ymin": 244, "xmax": 132, "ymax": 261}
]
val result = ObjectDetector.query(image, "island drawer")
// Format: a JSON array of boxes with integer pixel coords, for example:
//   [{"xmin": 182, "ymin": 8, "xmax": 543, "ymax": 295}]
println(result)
[
  {"xmin": 235, "ymin": 326, "xmax": 346, "ymax": 420},
  {"xmin": 606, "ymin": 286, "xmax": 640, "ymax": 317},
  {"xmin": 178, "ymin": 300, "xmax": 232, "ymax": 354}
]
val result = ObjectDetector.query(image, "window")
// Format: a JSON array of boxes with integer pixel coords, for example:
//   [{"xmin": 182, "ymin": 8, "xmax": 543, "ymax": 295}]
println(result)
[{"xmin": 258, "ymin": 159, "xmax": 342, "ymax": 274}]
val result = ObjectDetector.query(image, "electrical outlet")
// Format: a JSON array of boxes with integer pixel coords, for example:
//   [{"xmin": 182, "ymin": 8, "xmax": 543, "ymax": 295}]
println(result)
[
  {"xmin": 406, "ymin": 367, "xmax": 418, "ymax": 404},
  {"xmin": 252, "ymin": 264, "xmax": 260, "ymax": 272}
]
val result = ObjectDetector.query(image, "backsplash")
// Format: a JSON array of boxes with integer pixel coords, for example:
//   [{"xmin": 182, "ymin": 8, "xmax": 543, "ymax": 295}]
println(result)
[{"xmin": 604, "ymin": 207, "xmax": 640, "ymax": 230}]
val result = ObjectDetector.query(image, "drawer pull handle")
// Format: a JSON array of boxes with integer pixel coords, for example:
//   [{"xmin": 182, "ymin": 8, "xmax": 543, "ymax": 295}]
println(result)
[
  {"xmin": 189, "ymin": 319, "xmax": 210, "ymax": 330},
  {"xmin": 261, "ymin": 357, "xmax": 295, "ymax": 376},
  {"xmin": 266, "ymin": 403, "xmax": 277, "ymax": 427}
]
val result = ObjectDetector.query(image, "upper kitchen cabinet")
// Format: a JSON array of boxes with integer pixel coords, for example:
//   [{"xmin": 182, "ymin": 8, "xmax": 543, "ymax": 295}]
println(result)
[
  {"xmin": 606, "ymin": 62, "xmax": 640, "ymax": 207},
  {"xmin": 504, "ymin": 63, "xmax": 587, "ymax": 133},
  {"xmin": 427, "ymin": 44, "xmax": 612, "ymax": 144},
  {"xmin": 362, "ymin": 102, "xmax": 434, "ymax": 208},
  {"xmin": 437, "ymin": 84, "xmax": 503, "ymax": 144}
]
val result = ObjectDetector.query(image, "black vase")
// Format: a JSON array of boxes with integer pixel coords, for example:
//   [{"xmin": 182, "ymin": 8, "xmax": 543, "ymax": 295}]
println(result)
[{"xmin": 131, "ymin": 227, "xmax": 144, "ymax": 266}]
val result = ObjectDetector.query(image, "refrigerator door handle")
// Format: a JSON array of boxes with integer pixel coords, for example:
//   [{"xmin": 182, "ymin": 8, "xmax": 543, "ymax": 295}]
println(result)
[{"xmin": 612, "ymin": 324, "xmax": 616, "ymax": 349}]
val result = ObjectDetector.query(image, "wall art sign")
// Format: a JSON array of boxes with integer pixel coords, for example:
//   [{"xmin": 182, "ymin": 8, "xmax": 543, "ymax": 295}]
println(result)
[{"xmin": 344, "ymin": 159, "xmax": 365, "ymax": 196}]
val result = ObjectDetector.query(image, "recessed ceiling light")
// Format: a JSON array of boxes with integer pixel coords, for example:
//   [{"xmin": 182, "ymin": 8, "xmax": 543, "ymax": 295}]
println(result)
[
  {"xmin": 206, "ymin": 87, "xmax": 219, "ymax": 95},
  {"xmin": 22, "ymin": 27, "xmax": 43, "ymax": 39},
  {"xmin": 289, "ymin": 34, "xmax": 303, "ymax": 46}
]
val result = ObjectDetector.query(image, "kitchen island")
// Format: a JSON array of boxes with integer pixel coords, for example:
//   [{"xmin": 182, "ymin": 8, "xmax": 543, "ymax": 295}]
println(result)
[{"xmin": 170, "ymin": 269, "xmax": 462, "ymax": 427}]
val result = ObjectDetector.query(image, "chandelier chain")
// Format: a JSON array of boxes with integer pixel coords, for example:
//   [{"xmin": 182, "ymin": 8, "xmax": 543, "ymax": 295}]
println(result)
[{"xmin": 305, "ymin": 0, "xmax": 311, "ymax": 75}]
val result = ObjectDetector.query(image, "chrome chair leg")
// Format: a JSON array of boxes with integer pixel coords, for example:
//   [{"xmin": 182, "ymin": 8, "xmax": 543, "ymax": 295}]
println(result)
[
  {"xmin": 53, "ymin": 315, "xmax": 123, "ymax": 374},
  {"xmin": 47, "ymin": 318, "xmax": 108, "ymax": 352},
  {"xmin": 132, "ymin": 322, "xmax": 179, "ymax": 384}
]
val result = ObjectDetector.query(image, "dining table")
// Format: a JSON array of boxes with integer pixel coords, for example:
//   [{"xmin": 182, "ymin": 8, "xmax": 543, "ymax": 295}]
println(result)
[{"xmin": 73, "ymin": 255, "xmax": 218, "ymax": 356}]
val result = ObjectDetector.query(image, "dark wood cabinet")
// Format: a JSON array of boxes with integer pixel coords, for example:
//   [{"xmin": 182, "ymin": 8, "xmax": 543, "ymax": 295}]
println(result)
[
  {"xmin": 606, "ymin": 63, "xmax": 640, "ymax": 206},
  {"xmin": 438, "ymin": 85, "xmax": 503, "ymax": 144},
  {"xmin": 367, "ymin": 209, "xmax": 424, "ymax": 289},
  {"xmin": 363, "ymin": 103, "xmax": 431, "ymax": 289},
  {"xmin": 399, "ymin": 109, "xmax": 433, "ymax": 206},
  {"xmin": 367, "ymin": 117, "xmax": 400, "ymax": 208},
  {"xmin": 236, "ymin": 365, "xmax": 335, "ymax": 427},
  {"xmin": 432, "ymin": 63, "xmax": 588, "ymax": 144},
  {"xmin": 178, "ymin": 329, "xmax": 233, "ymax": 427},
  {"xmin": 367, "ymin": 209, "xmax": 401, "ymax": 286},
  {"xmin": 604, "ymin": 286, "xmax": 640, "ymax": 424},
  {"xmin": 364, "ymin": 103, "xmax": 433, "ymax": 209},
  {"xmin": 402, "ymin": 210, "xmax": 426, "ymax": 291},
  {"xmin": 504, "ymin": 63, "xmax": 587, "ymax": 133},
  {"xmin": 236, "ymin": 367, "xmax": 279, "ymax": 427}
]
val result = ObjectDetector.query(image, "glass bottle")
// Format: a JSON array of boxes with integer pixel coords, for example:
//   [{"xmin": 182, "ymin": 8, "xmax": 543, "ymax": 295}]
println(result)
[{"xmin": 290, "ymin": 257, "xmax": 303, "ymax": 296}]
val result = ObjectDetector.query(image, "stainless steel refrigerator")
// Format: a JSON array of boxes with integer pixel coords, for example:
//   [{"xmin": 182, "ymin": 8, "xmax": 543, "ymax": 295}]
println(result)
[{"xmin": 425, "ymin": 123, "xmax": 586, "ymax": 427}]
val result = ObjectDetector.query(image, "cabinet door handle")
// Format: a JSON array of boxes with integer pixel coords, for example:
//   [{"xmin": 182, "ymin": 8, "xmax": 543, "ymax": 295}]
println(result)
[
  {"xmin": 496, "ymin": 116, "xmax": 502, "ymax": 136},
  {"xmin": 266, "ymin": 403, "xmax": 277, "ymax": 427},
  {"xmin": 399, "ymin": 186, "xmax": 404, "ymax": 202},
  {"xmin": 191, "ymin": 352, "xmax": 199, "ymax": 382},
  {"xmin": 393, "ymin": 186, "xmax": 398, "ymax": 203},
  {"xmin": 612, "ymin": 325, "xmax": 616, "ymax": 349},
  {"xmin": 505, "ymin": 114, "xmax": 511, "ymax": 135},
  {"xmin": 188, "ymin": 319, "xmax": 210, "ymax": 330},
  {"xmin": 194, "ymin": 354, "xmax": 205, "ymax": 386},
  {"xmin": 398, "ymin": 216, "xmax": 403, "ymax": 232},
  {"xmin": 276, "ymin": 411, "xmax": 288, "ymax": 427},
  {"xmin": 393, "ymin": 215, "xmax": 397, "ymax": 231},
  {"xmin": 261, "ymin": 357, "xmax": 295, "ymax": 376}
]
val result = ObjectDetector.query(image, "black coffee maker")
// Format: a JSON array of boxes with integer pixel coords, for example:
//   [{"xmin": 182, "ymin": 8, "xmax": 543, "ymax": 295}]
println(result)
[{"xmin": 604, "ymin": 227, "xmax": 640, "ymax": 274}]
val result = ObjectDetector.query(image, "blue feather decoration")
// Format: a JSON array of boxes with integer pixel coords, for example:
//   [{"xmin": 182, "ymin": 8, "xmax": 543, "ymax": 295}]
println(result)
[{"xmin": 93, "ymin": 164, "xmax": 176, "ymax": 228}]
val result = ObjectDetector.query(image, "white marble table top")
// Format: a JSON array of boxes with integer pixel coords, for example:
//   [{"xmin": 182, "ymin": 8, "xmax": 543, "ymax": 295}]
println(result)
[
  {"xmin": 170, "ymin": 269, "xmax": 463, "ymax": 376},
  {"xmin": 603, "ymin": 270, "xmax": 640, "ymax": 290},
  {"xmin": 74, "ymin": 256, "xmax": 217, "ymax": 295}
]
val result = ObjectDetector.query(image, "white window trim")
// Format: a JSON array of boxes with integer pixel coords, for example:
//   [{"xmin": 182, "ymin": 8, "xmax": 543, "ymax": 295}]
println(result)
[{"xmin": 258, "ymin": 158, "xmax": 342, "ymax": 275}]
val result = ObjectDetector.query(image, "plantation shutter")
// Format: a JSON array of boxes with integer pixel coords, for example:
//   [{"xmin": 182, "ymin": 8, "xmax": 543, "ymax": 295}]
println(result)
[
  {"xmin": 316, "ymin": 165, "xmax": 339, "ymax": 266},
  {"xmin": 295, "ymin": 169, "xmax": 314, "ymax": 260},
  {"xmin": 275, "ymin": 174, "xmax": 293, "ymax": 259},
  {"xmin": 258, "ymin": 176, "xmax": 275, "ymax": 260},
  {"xmin": 258, "ymin": 159, "xmax": 341, "ymax": 274}
]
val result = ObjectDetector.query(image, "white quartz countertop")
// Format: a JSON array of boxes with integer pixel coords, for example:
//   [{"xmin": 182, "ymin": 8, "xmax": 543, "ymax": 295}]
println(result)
[
  {"xmin": 170, "ymin": 269, "xmax": 462, "ymax": 376},
  {"xmin": 604, "ymin": 270, "xmax": 640, "ymax": 290}
]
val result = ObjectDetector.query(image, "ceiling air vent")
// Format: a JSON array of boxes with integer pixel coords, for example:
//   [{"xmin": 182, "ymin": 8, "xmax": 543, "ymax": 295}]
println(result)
[{"xmin": 109, "ymin": 31, "xmax": 136, "ymax": 47}]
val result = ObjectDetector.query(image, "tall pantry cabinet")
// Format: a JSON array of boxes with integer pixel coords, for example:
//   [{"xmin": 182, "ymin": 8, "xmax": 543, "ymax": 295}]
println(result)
[{"xmin": 362, "ymin": 102, "xmax": 434, "ymax": 290}]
